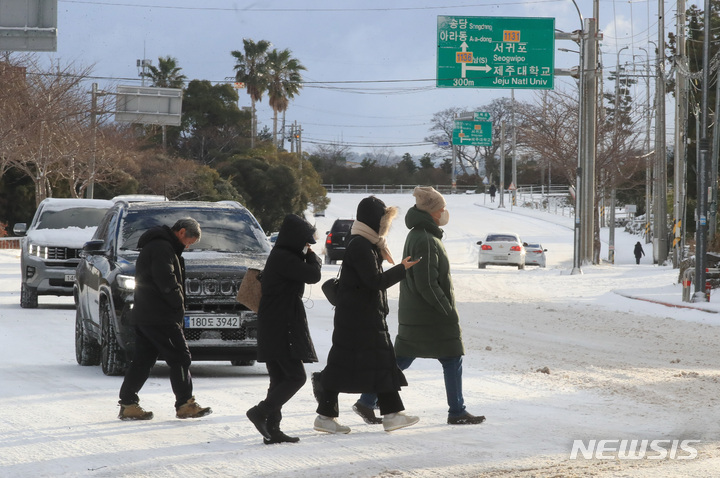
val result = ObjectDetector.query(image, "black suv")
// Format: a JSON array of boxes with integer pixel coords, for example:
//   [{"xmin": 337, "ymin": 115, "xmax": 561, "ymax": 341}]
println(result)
[
  {"xmin": 324, "ymin": 219, "xmax": 354, "ymax": 264},
  {"xmin": 74, "ymin": 200, "xmax": 270, "ymax": 375}
]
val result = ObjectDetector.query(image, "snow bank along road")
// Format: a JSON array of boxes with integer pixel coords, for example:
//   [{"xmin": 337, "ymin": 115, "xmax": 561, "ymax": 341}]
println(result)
[{"xmin": 2, "ymin": 193, "xmax": 720, "ymax": 477}]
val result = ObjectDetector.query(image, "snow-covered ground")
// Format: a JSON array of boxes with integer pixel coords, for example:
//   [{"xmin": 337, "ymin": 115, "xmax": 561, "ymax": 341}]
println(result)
[{"xmin": 3, "ymin": 192, "xmax": 720, "ymax": 477}]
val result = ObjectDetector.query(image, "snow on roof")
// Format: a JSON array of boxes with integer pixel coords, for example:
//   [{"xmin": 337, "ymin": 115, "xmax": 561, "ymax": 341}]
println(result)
[{"xmin": 38, "ymin": 198, "xmax": 114, "ymax": 211}]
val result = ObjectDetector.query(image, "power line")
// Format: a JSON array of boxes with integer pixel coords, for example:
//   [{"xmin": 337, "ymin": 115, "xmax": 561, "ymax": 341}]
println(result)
[{"xmin": 60, "ymin": 0, "xmax": 565, "ymax": 12}]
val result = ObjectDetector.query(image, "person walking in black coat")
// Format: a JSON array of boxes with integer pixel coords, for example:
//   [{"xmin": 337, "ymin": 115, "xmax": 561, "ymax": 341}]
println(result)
[
  {"xmin": 489, "ymin": 184, "xmax": 497, "ymax": 202},
  {"xmin": 313, "ymin": 196, "xmax": 420, "ymax": 434},
  {"xmin": 634, "ymin": 241, "xmax": 645, "ymax": 265},
  {"xmin": 246, "ymin": 214, "xmax": 322, "ymax": 444},
  {"xmin": 118, "ymin": 218, "xmax": 212, "ymax": 420}
]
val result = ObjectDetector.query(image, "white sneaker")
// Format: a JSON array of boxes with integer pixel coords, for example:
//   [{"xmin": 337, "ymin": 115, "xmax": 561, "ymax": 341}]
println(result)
[
  {"xmin": 314, "ymin": 415, "xmax": 351, "ymax": 434},
  {"xmin": 383, "ymin": 412, "xmax": 420, "ymax": 432}
]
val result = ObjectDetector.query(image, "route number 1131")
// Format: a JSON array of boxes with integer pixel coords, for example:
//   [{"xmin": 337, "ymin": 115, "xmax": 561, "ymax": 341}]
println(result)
[{"xmin": 503, "ymin": 30, "xmax": 521, "ymax": 42}]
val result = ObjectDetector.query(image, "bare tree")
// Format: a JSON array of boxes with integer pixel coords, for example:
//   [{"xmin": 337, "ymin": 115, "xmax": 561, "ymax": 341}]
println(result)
[{"xmin": 2, "ymin": 56, "xmax": 94, "ymax": 204}]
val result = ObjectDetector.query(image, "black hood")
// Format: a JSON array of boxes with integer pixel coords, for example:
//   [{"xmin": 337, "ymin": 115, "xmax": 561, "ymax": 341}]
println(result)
[
  {"xmin": 137, "ymin": 225, "xmax": 184, "ymax": 255},
  {"xmin": 274, "ymin": 214, "xmax": 316, "ymax": 253}
]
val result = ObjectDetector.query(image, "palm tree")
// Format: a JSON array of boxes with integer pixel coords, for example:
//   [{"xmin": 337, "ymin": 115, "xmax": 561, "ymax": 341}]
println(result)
[
  {"xmin": 265, "ymin": 48, "xmax": 305, "ymax": 149},
  {"xmin": 232, "ymin": 39, "xmax": 271, "ymax": 149},
  {"xmin": 141, "ymin": 56, "xmax": 186, "ymax": 88}
]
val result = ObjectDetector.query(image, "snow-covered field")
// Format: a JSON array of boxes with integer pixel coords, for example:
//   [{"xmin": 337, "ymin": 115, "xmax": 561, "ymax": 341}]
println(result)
[{"xmin": 3, "ymin": 192, "xmax": 720, "ymax": 477}]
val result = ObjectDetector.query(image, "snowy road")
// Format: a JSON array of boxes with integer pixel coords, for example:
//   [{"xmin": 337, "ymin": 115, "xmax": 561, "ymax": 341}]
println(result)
[{"xmin": 2, "ymin": 193, "xmax": 720, "ymax": 477}]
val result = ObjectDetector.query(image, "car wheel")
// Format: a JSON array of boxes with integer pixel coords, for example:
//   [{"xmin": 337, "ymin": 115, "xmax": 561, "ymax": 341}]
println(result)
[
  {"xmin": 478, "ymin": 263, "xmax": 486, "ymax": 269},
  {"xmin": 20, "ymin": 283, "xmax": 38, "ymax": 308},
  {"xmin": 101, "ymin": 300, "xmax": 127, "ymax": 376},
  {"xmin": 518, "ymin": 263, "xmax": 525, "ymax": 270},
  {"xmin": 230, "ymin": 359, "xmax": 256, "ymax": 366},
  {"xmin": 76, "ymin": 307, "xmax": 101, "ymax": 366}
]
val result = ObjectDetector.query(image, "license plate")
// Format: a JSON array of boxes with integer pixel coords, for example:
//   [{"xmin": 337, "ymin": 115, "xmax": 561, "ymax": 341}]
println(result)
[
  {"xmin": 184, "ymin": 315, "xmax": 240, "ymax": 328},
  {"xmin": 493, "ymin": 255, "xmax": 507, "ymax": 261},
  {"xmin": 65, "ymin": 274, "xmax": 75, "ymax": 282}
]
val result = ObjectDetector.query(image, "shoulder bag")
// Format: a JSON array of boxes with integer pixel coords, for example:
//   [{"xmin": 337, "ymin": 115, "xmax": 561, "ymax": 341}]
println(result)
[{"xmin": 236, "ymin": 268, "xmax": 262, "ymax": 313}]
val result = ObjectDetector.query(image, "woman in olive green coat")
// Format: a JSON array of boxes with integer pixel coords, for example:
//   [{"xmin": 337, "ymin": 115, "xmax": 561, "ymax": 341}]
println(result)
[{"xmin": 357, "ymin": 187, "xmax": 485, "ymax": 426}]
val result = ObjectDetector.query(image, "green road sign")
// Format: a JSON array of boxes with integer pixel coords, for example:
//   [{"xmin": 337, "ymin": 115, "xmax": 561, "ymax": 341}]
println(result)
[
  {"xmin": 474, "ymin": 112, "xmax": 491, "ymax": 121},
  {"xmin": 453, "ymin": 120, "xmax": 492, "ymax": 146},
  {"xmin": 437, "ymin": 16, "xmax": 555, "ymax": 89}
]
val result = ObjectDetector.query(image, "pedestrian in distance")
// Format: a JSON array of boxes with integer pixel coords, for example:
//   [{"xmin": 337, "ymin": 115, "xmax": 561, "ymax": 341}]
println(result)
[
  {"xmin": 118, "ymin": 218, "xmax": 212, "ymax": 421},
  {"xmin": 246, "ymin": 214, "xmax": 322, "ymax": 445},
  {"xmin": 489, "ymin": 184, "xmax": 497, "ymax": 203},
  {"xmin": 312, "ymin": 196, "xmax": 421, "ymax": 434},
  {"xmin": 355, "ymin": 186, "xmax": 485, "ymax": 426},
  {"xmin": 634, "ymin": 241, "xmax": 645, "ymax": 265}
]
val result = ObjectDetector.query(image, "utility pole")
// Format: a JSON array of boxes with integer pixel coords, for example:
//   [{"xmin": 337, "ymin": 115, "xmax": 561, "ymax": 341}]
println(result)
[
  {"xmin": 695, "ymin": 0, "xmax": 711, "ymax": 301},
  {"xmin": 673, "ymin": 0, "xmax": 687, "ymax": 268},
  {"xmin": 654, "ymin": 0, "xmax": 669, "ymax": 264},
  {"xmin": 88, "ymin": 83, "xmax": 98, "ymax": 199},
  {"xmin": 580, "ymin": 17, "xmax": 598, "ymax": 265},
  {"xmin": 610, "ymin": 46, "xmax": 628, "ymax": 264},
  {"xmin": 711, "ymin": 53, "xmax": 720, "ymax": 242},
  {"xmin": 640, "ymin": 45, "xmax": 654, "ymax": 246}
]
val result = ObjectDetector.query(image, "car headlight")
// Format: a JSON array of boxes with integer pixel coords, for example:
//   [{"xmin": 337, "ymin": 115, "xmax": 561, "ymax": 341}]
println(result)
[
  {"xmin": 117, "ymin": 274, "xmax": 136, "ymax": 291},
  {"xmin": 28, "ymin": 242, "xmax": 48, "ymax": 258}
]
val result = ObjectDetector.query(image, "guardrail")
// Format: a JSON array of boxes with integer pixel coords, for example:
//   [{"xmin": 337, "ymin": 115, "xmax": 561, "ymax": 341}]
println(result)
[
  {"xmin": 0, "ymin": 237, "xmax": 20, "ymax": 249},
  {"xmin": 321, "ymin": 184, "xmax": 478, "ymax": 194},
  {"xmin": 682, "ymin": 267, "xmax": 720, "ymax": 302}
]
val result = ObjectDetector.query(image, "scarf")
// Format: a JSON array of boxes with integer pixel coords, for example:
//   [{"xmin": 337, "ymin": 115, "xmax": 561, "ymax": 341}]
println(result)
[{"xmin": 351, "ymin": 220, "xmax": 395, "ymax": 265}]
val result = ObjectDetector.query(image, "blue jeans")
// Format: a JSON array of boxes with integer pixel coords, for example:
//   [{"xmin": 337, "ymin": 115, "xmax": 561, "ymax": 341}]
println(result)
[{"xmin": 358, "ymin": 355, "xmax": 466, "ymax": 417}]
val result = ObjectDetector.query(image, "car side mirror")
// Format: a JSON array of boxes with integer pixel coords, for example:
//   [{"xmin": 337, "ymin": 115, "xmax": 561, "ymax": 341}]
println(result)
[
  {"xmin": 13, "ymin": 223, "xmax": 27, "ymax": 236},
  {"xmin": 523, "ymin": 242, "xmax": 528, "ymax": 246},
  {"xmin": 476, "ymin": 241, "xmax": 482, "ymax": 245},
  {"xmin": 325, "ymin": 231, "xmax": 330, "ymax": 235},
  {"xmin": 82, "ymin": 240, "xmax": 107, "ymax": 255}
]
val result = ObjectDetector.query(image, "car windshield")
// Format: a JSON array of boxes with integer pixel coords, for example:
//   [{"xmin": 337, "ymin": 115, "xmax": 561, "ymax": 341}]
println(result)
[
  {"xmin": 486, "ymin": 234, "xmax": 519, "ymax": 243},
  {"xmin": 36, "ymin": 208, "xmax": 109, "ymax": 229},
  {"xmin": 118, "ymin": 207, "xmax": 271, "ymax": 253},
  {"xmin": 525, "ymin": 243, "xmax": 541, "ymax": 249}
]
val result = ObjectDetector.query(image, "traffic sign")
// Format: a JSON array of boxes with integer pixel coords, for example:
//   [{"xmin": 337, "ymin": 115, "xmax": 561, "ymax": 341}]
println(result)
[
  {"xmin": 437, "ymin": 16, "xmax": 555, "ymax": 89},
  {"xmin": 453, "ymin": 120, "xmax": 492, "ymax": 146},
  {"xmin": 474, "ymin": 112, "xmax": 491, "ymax": 121}
]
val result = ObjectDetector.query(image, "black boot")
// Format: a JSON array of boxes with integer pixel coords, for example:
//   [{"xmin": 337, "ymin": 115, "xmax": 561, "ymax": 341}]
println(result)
[
  {"xmin": 311, "ymin": 372, "xmax": 323, "ymax": 403},
  {"xmin": 246, "ymin": 401, "xmax": 272, "ymax": 440},
  {"xmin": 264, "ymin": 410, "xmax": 300, "ymax": 444}
]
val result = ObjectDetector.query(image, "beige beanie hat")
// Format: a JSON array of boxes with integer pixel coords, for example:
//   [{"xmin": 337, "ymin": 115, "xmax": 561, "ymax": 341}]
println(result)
[{"xmin": 413, "ymin": 186, "xmax": 446, "ymax": 213}]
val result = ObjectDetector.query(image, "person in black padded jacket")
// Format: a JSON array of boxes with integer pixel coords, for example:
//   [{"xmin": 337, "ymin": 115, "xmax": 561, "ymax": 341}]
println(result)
[
  {"xmin": 118, "ymin": 218, "xmax": 212, "ymax": 421},
  {"xmin": 246, "ymin": 214, "xmax": 322, "ymax": 444}
]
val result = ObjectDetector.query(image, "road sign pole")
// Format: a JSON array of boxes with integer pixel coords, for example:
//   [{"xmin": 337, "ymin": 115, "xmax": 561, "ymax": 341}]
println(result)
[{"xmin": 499, "ymin": 121, "xmax": 506, "ymax": 209}]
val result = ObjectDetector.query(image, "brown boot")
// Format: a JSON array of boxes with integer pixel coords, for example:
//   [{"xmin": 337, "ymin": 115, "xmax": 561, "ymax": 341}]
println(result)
[
  {"xmin": 118, "ymin": 401, "xmax": 154, "ymax": 421},
  {"xmin": 176, "ymin": 397, "xmax": 212, "ymax": 419}
]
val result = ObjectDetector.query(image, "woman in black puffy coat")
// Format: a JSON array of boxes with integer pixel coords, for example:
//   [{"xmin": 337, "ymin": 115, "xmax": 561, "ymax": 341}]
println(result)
[
  {"xmin": 313, "ymin": 196, "xmax": 420, "ymax": 434},
  {"xmin": 246, "ymin": 214, "xmax": 321, "ymax": 444}
]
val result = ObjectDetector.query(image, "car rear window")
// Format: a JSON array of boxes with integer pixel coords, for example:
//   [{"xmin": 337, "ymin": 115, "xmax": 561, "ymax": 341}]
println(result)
[
  {"xmin": 36, "ymin": 207, "xmax": 110, "ymax": 229},
  {"xmin": 119, "ymin": 207, "xmax": 271, "ymax": 254},
  {"xmin": 487, "ymin": 234, "xmax": 518, "ymax": 242},
  {"xmin": 332, "ymin": 220, "xmax": 353, "ymax": 233}
]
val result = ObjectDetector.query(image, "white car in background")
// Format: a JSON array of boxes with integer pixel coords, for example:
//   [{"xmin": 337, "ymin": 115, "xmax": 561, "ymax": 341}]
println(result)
[
  {"xmin": 13, "ymin": 198, "xmax": 114, "ymax": 308},
  {"xmin": 523, "ymin": 242, "xmax": 547, "ymax": 267},
  {"xmin": 477, "ymin": 232, "xmax": 526, "ymax": 270}
]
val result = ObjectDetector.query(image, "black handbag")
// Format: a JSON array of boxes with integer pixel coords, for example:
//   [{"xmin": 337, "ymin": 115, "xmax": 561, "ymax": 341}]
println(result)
[{"xmin": 321, "ymin": 277, "xmax": 339, "ymax": 306}]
